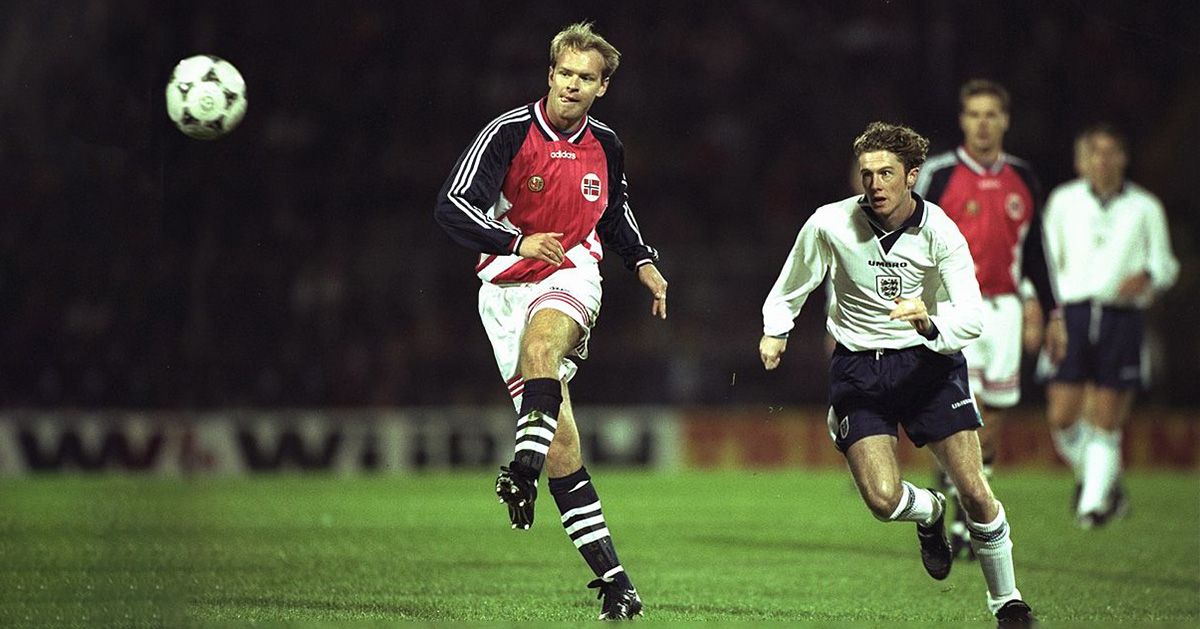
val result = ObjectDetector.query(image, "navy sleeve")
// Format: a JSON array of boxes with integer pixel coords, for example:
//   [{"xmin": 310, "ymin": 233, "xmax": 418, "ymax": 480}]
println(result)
[
  {"xmin": 434, "ymin": 110, "xmax": 528, "ymax": 255},
  {"xmin": 923, "ymin": 165, "xmax": 954, "ymax": 204},
  {"xmin": 1013, "ymin": 163, "xmax": 1057, "ymax": 312},
  {"xmin": 594, "ymin": 132, "xmax": 659, "ymax": 271}
]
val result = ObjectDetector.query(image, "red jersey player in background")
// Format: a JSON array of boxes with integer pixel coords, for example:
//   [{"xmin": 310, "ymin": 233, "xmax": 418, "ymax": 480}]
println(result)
[
  {"xmin": 915, "ymin": 79, "xmax": 1067, "ymax": 558},
  {"xmin": 434, "ymin": 21, "xmax": 667, "ymax": 620}
]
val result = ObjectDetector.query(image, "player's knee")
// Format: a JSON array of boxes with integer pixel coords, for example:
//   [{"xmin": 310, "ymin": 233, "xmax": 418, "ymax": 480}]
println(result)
[
  {"xmin": 861, "ymin": 482, "xmax": 902, "ymax": 521},
  {"xmin": 547, "ymin": 431, "xmax": 578, "ymax": 460},
  {"xmin": 521, "ymin": 335, "xmax": 563, "ymax": 375},
  {"xmin": 546, "ymin": 437, "xmax": 582, "ymax": 475},
  {"xmin": 1046, "ymin": 404, "xmax": 1075, "ymax": 430},
  {"xmin": 957, "ymin": 483, "xmax": 996, "ymax": 522}
]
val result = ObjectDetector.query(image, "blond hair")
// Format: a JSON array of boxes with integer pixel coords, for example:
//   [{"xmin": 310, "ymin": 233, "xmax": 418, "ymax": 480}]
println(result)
[
  {"xmin": 550, "ymin": 21, "xmax": 620, "ymax": 79},
  {"xmin": 853, "ymin": 121, "xmax": 930, "ymax": 172}
]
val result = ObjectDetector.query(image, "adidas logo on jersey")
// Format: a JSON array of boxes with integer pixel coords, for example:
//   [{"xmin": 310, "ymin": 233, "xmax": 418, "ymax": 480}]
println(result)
[{"xmin": 549, "ymin": 150, "xmax": 577, "ymax": 160}]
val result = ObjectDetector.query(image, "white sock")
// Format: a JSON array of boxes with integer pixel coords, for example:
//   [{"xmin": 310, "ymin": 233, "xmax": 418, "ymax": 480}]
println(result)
[
  {"xmin": 887, "ymin": 481, "xmax": 939, "ymax": 525},
  {"xmin": 1078, "ymin": 428, "xmax": 1121, "ymax": 515},
  {"xmin": 966, "ymin": 502, "xmax": 1022, "ymax": 615},
  {"xmin": 1051, "ymin": 422, "xmax": 1084, "ymax": 473}
]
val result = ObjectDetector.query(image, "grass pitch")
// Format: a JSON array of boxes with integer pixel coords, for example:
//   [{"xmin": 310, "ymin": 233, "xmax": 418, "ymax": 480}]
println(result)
[{"xmin": 1, "ymin": 469, "xmax": 1197, "ymax": 626}]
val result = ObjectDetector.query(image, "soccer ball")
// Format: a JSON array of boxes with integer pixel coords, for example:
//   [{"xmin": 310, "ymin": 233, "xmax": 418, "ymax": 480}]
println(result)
[{"xmin": 165, "ymin": 54, "xmax": 247, "ymax": 140}]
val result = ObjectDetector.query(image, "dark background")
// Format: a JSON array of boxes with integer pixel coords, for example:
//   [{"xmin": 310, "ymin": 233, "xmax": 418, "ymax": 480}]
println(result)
[{"xmin": 1, "ymin": 0, "xmax": 1196, "ymax": 409}]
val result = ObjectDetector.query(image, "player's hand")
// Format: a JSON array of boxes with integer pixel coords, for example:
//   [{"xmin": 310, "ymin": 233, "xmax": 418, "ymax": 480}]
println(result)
[
  {"xmin": 637, "ymin": 263, "xmax": 668, "ymax": 320},
  {"xmin": 889, "ymin": 297, "xmax": 931, "ymax": 335},
  {"xmin": 518, "ymin": 232, "xmax": 565, "ymax": 266},
  {"xmin": 1022, "ymin": 298, "xmax": 1044, "ymax": 353},
  {"xmin": 1116, "ymin": 270, "xmax": 1151, "ymax": 301},
  {"xmin": 760, "ymin": 335, "xmax": 787, "ymax": 370},
  {"xmin": 1043, "ymin": 315, "xmax": 1068, "ymax": 365}
]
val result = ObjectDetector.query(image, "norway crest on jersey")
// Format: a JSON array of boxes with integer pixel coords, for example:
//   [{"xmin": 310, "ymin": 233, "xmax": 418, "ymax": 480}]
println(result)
[
  {"xmin": 876, "ymin": 275, "xmax": 902, "ymax": 300},
  {"xmin": 581, "ymin": 172, "xmax": 602, "ymax": 202}
]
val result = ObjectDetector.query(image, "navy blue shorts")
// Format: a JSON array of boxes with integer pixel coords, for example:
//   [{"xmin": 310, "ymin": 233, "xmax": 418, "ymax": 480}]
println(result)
[
  {"xmin": 828, "ymin": 344, "xmax": 982, "ymax": 452},
  {"xmin": 1052, "ymin": 302, "xmax": 1143, "ymax": 389}
]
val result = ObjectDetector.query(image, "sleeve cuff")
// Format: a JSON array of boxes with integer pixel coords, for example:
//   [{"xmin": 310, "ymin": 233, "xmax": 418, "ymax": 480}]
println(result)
[
  {"xmin": 919, "ymin": 320, "xmax": 940, "ymax": 340},
  {"xmin": 509, "ymin": 234, "xmax": 524, "ymax": 255}
]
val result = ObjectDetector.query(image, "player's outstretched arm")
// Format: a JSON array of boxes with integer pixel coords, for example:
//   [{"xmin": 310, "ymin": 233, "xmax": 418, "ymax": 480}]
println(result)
[
  {"xmin": 637, "ymin": 263, "xmax": 668, "ymax": 320},
  {"xmin": 759, "ymin": 335, "xmax": 787, "ymax": 370}
]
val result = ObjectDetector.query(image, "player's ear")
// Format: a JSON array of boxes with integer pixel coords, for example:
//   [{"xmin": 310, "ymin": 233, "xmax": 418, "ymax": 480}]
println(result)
[
  {"xmin": 547, "ymin": 65, "xmax": 555, "ymax": 88},
  {"xmin": 596, "ymin": 77, "xmax": 609, "ymax": 98},
  {"xmin": 907, "ymin": 168, "xmax": 919, "ymax": 188}
]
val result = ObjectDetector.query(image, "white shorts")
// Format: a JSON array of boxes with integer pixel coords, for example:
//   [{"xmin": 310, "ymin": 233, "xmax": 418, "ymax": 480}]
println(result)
[
  {"xmin": 964, "ymin": 294, "xmax": 1023, "ymax": 408},
  {"xmin": 478, "ymin": 264, "xmax": 602, "ymax": 411}
]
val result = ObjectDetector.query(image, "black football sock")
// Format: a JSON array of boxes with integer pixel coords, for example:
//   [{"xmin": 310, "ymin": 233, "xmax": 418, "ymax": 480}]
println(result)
[
  {"xmin": 511, "ymin": 377, "xmax": 562, "ymax": 476},
  {"xmin": 550, "ymin": 466, "xmax": 630, "ymax": 587}
]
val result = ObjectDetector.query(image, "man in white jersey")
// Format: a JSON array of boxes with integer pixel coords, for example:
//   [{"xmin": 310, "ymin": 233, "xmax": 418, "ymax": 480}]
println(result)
[
  {"xmin": 1041, "ymin": 124, "xmax": 1179, "ymax": 528},
  {"xmin": 760, "ymin": 122, "xmax": 1035, "ymax": 627}
]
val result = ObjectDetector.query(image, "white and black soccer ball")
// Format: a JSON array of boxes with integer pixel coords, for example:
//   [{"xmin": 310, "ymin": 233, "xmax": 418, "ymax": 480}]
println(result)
[{"xmin": 165, "ymin": 54, "xmax": 247, "ymax": 140}]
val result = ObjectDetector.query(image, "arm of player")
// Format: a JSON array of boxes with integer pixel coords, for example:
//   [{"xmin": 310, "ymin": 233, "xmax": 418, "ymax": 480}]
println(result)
[
  {"xmin": 759, "ymin": 335, "xmax": 787, "ymax": 370},
  {"xmin": 922, "ymin": 237, "xmax": 983, "ymax": 354},
  {"xmin": 595, "ymin": 139, "xmax": 660, "ymax": 271},
  {"xmin": 1141, "ymin": 196, "xmax": 1180, "ymax": 300},
  {"xmin": 761, "ymin": 215, "xmax": 829, "ymax": 343},
  {"xmin": 517, "ymin": 232, "xmax": 566, "ymax": 266},
  {"xmin": 1040, "ymin": 188, "xmax": 1067, "ymax": 298},
  {"xmin": 433, "ymin": 115, "xmax": 525, "ymax": 255},
  {"xmin": 636, "ymin": 263, "xmax": 668, "ymax": 320},
  {"xmin": 889, "ymin": 297, "xmax": 934, "ymax": 336}
]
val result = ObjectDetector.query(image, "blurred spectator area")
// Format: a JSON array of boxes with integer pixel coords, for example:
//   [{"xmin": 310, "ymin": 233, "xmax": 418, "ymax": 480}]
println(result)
[{"xmin": 0, "ymin": 1, "xmax": 1196, "ymax": 407}]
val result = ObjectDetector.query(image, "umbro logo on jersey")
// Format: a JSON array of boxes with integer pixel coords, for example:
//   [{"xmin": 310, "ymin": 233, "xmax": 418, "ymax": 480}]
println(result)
[
  {"xmin": 951, "ymin": 398, "xmax": 973, "ymax": 410},
  {"xmin": 549, "ymin": 150, "xmax": 577, "ymax": 160},
  {"xmin": 869, "ymin": 260, "xmax": 908, "ymax": 268}
]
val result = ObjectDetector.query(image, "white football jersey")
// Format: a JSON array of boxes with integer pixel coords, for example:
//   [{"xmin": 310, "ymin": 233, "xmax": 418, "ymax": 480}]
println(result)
[
  {"xmin": 763, "ymin": 194, "xmax": 983, "ymax": 354},
  {"xmin": 1042, "ymin": 179, "xmax": 1178, "ymax": 308}
]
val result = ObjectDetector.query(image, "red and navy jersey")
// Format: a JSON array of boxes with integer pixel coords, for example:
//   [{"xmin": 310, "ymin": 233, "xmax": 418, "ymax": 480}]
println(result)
[
  {"xmin": 915, "ymin": 147, "xmax": 1056, "ymax": 312},
  {"xmin": 435, "ymin": 98, "xmax": 658, "ymax": 284}
]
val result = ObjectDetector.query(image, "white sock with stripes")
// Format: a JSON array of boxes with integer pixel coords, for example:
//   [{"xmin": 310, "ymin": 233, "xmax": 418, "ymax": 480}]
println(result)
[
  {"xmin": 887, "ymin": 481, "xmax": 940, "ymax": 525},
  {"xmin": 966, "ymin": 502, "xmax": 1021, "ymax": 615}
]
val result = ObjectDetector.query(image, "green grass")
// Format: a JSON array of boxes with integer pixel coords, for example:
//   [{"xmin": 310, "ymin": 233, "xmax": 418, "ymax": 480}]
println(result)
[{"xmin": 1, "ymin": 470, "xmax": 1197, "ymax": 626}]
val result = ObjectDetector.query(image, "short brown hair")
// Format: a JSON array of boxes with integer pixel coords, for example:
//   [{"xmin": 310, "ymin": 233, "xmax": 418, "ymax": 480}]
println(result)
[
  {"xmin": 959, "ymin": 79, "xmax": 1010, "ymax": 113},
  {"xmin": 1077, "ymin": 122, "xmax": 1128, "ymax": 155},
  {"xmin": 550, "ymin": 22, "xmax": 621, "ymax": 79},
  {"xmin": 853, "ymin": 121, "xmax": 930, "ymax": 172}
]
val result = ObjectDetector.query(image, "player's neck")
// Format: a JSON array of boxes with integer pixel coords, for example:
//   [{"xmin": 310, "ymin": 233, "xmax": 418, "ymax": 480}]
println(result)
[
  {"xmin": 878, "ymin": 195, "xmax": 917, "ymax": 232},
  {"xmin": 965, "ymin": 145, "xmax": 1002, "ymax": 169},
  {"xmin": 544, "ymin": 101, "xmax": 586, "ymax": 135},
  {"xmin": 1091, "ymin": 178, "xmax": 1124, "ymax": 200}
]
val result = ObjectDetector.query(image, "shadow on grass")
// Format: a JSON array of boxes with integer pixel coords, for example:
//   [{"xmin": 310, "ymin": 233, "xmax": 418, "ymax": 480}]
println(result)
[
  {"xmin": 694, "ymin": 534, "xmax": 1200, "ymax": 592},
  {"xmin": 191, "ymin": 594, "xmax": 442, "ymax": 619},
  {"xmin": 691, "ymin": 534, "xmax": 912, "ymax": 560}
]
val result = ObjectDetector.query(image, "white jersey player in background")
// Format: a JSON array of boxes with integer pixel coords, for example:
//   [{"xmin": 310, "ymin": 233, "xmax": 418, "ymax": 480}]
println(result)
[{"xmin": 1041, "ymin": 123, "xmax": 1179, "ymax": 527}]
